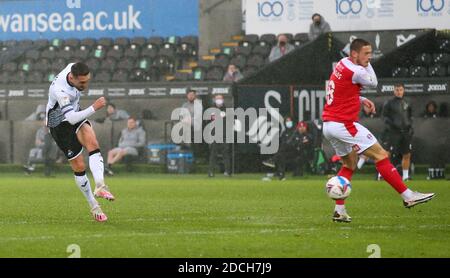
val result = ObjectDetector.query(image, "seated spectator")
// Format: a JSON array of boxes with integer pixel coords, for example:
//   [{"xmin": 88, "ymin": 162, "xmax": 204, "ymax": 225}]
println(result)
[
  {"xmin": 308, "ymin": 13, "xmax": 331, "ymax": 41},
  {"xmin": 422, "ymin": 101, "xmax": 438, "ymax": 118},
  {"xmin": 105, "ymin": 117, "xmax": 146, "ymax": 175},
  {"xmin": 25, "ymin": 104, "xmax": 46, "ymax": 121},
  {"xmin": 268, "ymin": 34, "xmax": 295, "ymax": 63},
  {"xmin": 223, "ymin": 64, "xmax": 244, "ymax": 82},
  {"xmin": 23, "ymin": 121, "xmax": 58, "ymax": 176},
  {"xmin": 105, "ymin": 103, "xmax": 130, "ymax": 122}
]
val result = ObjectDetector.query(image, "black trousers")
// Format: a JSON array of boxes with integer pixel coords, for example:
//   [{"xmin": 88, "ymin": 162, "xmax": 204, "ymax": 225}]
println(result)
[{"xmin": 208, "ymin": 142, "xmax": 231, "ymax": 174}]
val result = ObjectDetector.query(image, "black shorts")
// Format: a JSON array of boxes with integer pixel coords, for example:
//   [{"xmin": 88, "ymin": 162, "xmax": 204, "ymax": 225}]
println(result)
[
  {"xmin": 49, "ymin": 120, "xmax": 91, "ymax": 160},
  {"xmin": 383, "ymin": 131, "xmax": 413, "ymax": 155}
]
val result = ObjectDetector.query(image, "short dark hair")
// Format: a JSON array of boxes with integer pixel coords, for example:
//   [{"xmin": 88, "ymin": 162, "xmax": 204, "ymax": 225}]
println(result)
[
  {"xmin": 312, "ymin": 13, "xmax": 321, "ymax": 20},
  {"xmin": 128, "ymin": 116, "xmax": 136, "ymax": 121},
  {"xmin": 186, "ymin": 88, "xmax": 196, "ymax": 95},
  {"xmin": 107, "ymin": 103, "xmax": 116, "ymax": 109},
  {"xmin": 394, "ymin": 83, "xmax": 405, "ymax": 88},
  {"xmin": 71, "ymin": 62, "xmax": 90, "ymax": 77},
  {"xmin": 350, "ymin": 38, "xmax": 371, "ymax": 53}
]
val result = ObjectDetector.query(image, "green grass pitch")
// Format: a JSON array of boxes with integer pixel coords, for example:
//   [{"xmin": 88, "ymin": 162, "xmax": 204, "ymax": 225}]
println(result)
[{"xmin": 0, "ymin": 173, "xmax": 448, "ymax": 258}]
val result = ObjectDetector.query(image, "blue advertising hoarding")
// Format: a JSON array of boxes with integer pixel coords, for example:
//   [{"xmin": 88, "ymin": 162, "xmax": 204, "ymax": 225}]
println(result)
[{"xmin": 0, "ymin": 0, "xmax": 198, "ymax": 40}]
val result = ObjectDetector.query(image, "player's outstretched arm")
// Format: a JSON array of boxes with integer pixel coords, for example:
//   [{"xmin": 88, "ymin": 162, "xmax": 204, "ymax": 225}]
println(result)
[
  {"xmin": 353, "ymin": 63, "xmax": 378, "ymax": 88},
  {"xmin": 65, "ymin": 97, "xmax": 106, "ymax": 125}
]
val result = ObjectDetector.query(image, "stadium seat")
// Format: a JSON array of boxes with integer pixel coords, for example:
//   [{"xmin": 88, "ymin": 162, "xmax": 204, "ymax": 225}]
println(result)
[
  {"xmin": 117, "ymin": 58, "xmax": 136, "ymax": 71},
  {"xmin": 64, "ymin": 38, "xmax": 80, "ymax": 48},
  {"xmin": 414, "ymin": 53, "xmax": 432, "ymax": 66},
  {"xmin": 4, "ymin": 40, "xmax": 17, "ymax": 48},
  {"xmin": 114, "ymin": 37, "xmax": 130, "ymax": 48},
  {"xmin": 391, "ymin": 66, "xmax": 409, "ymax": 78},
  {"xmin": 106, "ymin": 45, "xmax": 124, "ymax": 60},
  {"xmin": 50, "ymin": 38, "xmax": 63, "ymax": 48},
  {"xmin": 55, "ymin": 46, "xmax": 74, "ymax": 60},
  {"xmin": 0, "ymin": 72, "xmax": 10, "ymax": 84},
  {"xmin": 34, "ymin": 39, "xmax": 49, "ymax": 49},
  {"xmin": 18, "ymin": 59, "xmax": 34, "ymax": 72},
  {"xmin": 283, "ymin": 33, "xmax": 294, "ymax": 43},
  {"xmin": 80, "ymin": 38, "xmax": 96, "ymax": 49},
  {"xmin": 437, "ymin": 39, "xmax": 450, "ymax": 53},
  {"xmin": 428, "ymin": 65, "xmax": 447, "ymax": 77},
  {"xmin": 242, "ymin": 66, "xmax": 258, "ymax": 77},
  {"xmin": 165, "ymin": 36, "xmax": 181, "ymax": 46},
  {"xmin": 40, "ymin": 46, "xmax": 57, "ymax": 60},
  {"xmin": 91, "ymin": 47, "xmax": 106, "ymax": 59},
  {"xmin": 192, "ymin": 67, "xmax": 206, "ymax": 81},
  {"xmin": 148, "ymin": 36, "xmax": 164, "ymax": 48},
  {"xmin": 153, "ymin": 55, "xmax": 175, "ymax": 74},
  {"xmin": 26, "ymin": 71, "xmax": 43, "ymax": 83},
  {"xmin": 181, "ymin": 36, "xmax": 198, "ymax": 50},
  {"xmin": 409, "ymin": 66, "xmax": 428, "ymax": 77},
  {"xmin": 46, "ymin": 72, "xmax": 57, "ymax": 82},
  {"xmin": 240, "ymin": 34, "xmax": 259, "ymax": 48},
  {"xmin": 159, "ymin": 47, "xmax": 176, "ymax": 59},
  {"xmin": 432, "ymin": 53, "xmax": 450, "ymax": 64},
  {"xmin": 212, "ymin": 53, "xmax": 230, "ymax": 68},
  {"xmin": 234, "ymin": 46, "xmax": 252, "ymax": 57},
  {"xmin": 111, "ymin": 70, "xmax": 128, "ymax": 82},
  {"xmin": 260, "ymin": 34, "xmax": 277, "ymax": 46},
  {"xmin": 196, "ymin": 59, "xmax": 212, "ymax": 69},
  {"xmin": 252, "ymin": 44, "xmax": 271, "ymax": 57},
  {"xmin": 141, "ymin": 44, "xmax": 159, "ymax": 59},
  {"xmin": 130, "ymin": 37, "xmax": 147, "ymax": 47},
  {"xmin": 100, "ymin": 57, "xmax": 117, "ymax": 71},
  {"xmin": 246, "ymin": 54, "xmax": 265, "ymax": 68},
  {"xmin": 9, "ymin": 70, "xmax": 26, "ymax": 84},
  {"xmin": 18, "ymin": 40, "xmax": 34, "ymax": 48},
  {"xmin": 85, "ymin": 58, "xmax": 100, "ymax": 72},
  {"xmin": 124, "ymin": 44, "xmax": 141, "ymax": 59},
  {"xmin": 94, "ymin": 71, "xmax": 112, "ymax": 83},
  {"xmin": 448, "ymin": 65, "xmax": 450, "ymax": 76},
  {"xmin": 221, "ymin": 46, "xmax": 234, "ymax": 56},
  {"xmin": 25, "ymin": 49, "xmax": 41, "ymax": 61},
  {"xmin": 97, "ymin": 37, "xmax": 113, "ymax": 49},
  {"xmin": 146, "ymin": 66, "xmax": 161, "ymax": 82},
  {"xmin": 229, "ymin": 54, "xmax": 247, "ymax": 69},
  {"xmin": 294, "ymin": 33, "xmax": 309, "ymax": 47},
  {"xmin": 35, "ymin": 58, "xmax": 51, "ymax": 73},
  {"xmin": 2, "ymin": 62, "xmax": 17, "ymax": 72},
  {"xmin": 73, "ymin": 46, "xmax": 90, "ymax": 60},
  {"xmin": 130, "ymin": 68, "xmax": 146, "ymax": 82},
  {"xmin": 174, "ymin": 71, "xmax": 192, "ymax": 81},
  {"xmin": 136, "ymin": 58, "xmax": 152, "ymax": 71},
  {"xmin": 51, "ymin": 58, "xmax": 67, "ymax": 71},
  {"xmin": 205, "ymin": 66, "xmax": 224, "ymax": 81}
]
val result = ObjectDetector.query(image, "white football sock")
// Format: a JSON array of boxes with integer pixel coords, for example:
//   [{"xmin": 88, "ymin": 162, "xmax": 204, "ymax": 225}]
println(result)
[
  {"xmin": 357, "ymin": 157, "xmax": 366, "ymax": 169},
  {"xmin": 74, "ymin": 173, "xmax": 98, "ymax": 209},
  {"xmin": 402, "ymin": 169, "xmax": 409, "ymax": 180},
  {"xmin": 335, "ymin": 205, "xmax": 346, "ymax": 214},
  {"xmin": 89, "ymin": 151, "xmax": 105, "ymax": 189},
  {"xmin": 400, "ymin": 189, "xmax": 414, "ymax": 201}
]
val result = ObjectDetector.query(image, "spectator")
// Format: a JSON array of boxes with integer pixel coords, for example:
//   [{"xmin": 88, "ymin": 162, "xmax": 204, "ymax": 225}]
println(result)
[
  {"xmin": 207, "ymin": 94, "xmax": 231, "ymax": 177},
  {"xmin": 105, "ymin": 103, "xmax": 130, "ymax": 122},
  {"xmin": 268, "ymin": 34, "xmax": 295, "ymax": 63},
  {"xmin": 23, "ymin": 121, "xmax": 58, "ymax": 176},
  {"xmin": 25, "ymin": 104, "xmax": 46, "ymax": 121},
  {"xmin": 422, "ymin": 101, "xmax": 438, "ymax": 118},
  {"xmin": 105, "ymin": 117, "xmax": 146, "ymax": 176},
  {"xmin": 308, "ymin": 13, "xmax": 331, "ymax": 41},
  {"xmin": 382, "ymin": 83, "xmax": 413, "ymax": 181},
  {"xmin": 223, "ymin": 64, "xmax": 244, "ymax": 82},
  {"xmin": 180, "ymin": 89, "xmax": 204, "ymax": 161}
]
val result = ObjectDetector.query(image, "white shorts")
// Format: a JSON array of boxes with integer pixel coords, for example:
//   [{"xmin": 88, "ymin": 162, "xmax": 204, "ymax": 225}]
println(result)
[
  {"xmin": 323, "ymin": 121, "xmax": 377, "ymax": 157},
  {"xmin": 113, "ymin": 147, "xmax": 139, "ymax": 156}
]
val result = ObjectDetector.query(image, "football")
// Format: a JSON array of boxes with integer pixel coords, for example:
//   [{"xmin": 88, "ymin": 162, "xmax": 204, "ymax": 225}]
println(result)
[{"xmin": 325, "ymin": 176, "xmax": 352, "ymax": 200}]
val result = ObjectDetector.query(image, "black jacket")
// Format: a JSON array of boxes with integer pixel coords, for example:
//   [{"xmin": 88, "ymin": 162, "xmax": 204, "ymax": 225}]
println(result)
[{"xmin": 383, "ymin": 97, "xmax": 413, "ymax": 133}]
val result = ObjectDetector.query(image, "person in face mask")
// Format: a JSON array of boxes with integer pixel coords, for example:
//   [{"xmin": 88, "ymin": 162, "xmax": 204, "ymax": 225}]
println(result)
[
  {"xmin": 308, "ymin": 13, "xmax": 331, "ymax": 41},
  {"xmin": 208, "ymin": 94, "xmax": 232, "ymax": 178},
  {"xmin": 268, "ymin": 34, "xmax": 296, "ymax": 63}
]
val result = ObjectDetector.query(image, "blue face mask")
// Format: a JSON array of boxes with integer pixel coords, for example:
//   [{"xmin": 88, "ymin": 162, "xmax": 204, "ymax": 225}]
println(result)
[{"xmin": 286, "ymin": 121, "xmax": 293, "ymax": 128}]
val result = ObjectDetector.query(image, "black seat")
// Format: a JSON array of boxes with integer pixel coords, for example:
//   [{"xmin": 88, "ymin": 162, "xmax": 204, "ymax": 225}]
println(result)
[
  {"xmin": 116, "ymin": 58, "xmax": 135, "ymax": 71},
  {"xmin": 234, "ymin": 46, "xmax": 252, "ymax": 56},
  {"xmin": 165, "ymin": 36, "xmax": 181, "ymax": 46},
  {"xmin": 25, "ymin": 49, "xmax": 41, "ymax": 61},
  {"xmin": 40, "ymin": 46, "xmax": 57, "ymax": 59},
  {"xmin": 64, "ymin": 39, "xmax": 80, "ymax": 48},
  {"xmin": 73, "ymin": 46, "xmax": 90, "ymax": 60},
  {"xmin": 18, "ymin": 59, "xmax": 34, "ymax": 72},
  {"xmin": 50, "ymin": 38, "xmax": 63, "ymax": 48},
  {"xmin": 148, "ymin": 36, "xmax": 164, "ymax": 48},
  {"xmin": 2, "ymin": 62, "xmax": 17, "ymax": 72},
  {"xmin": 174, "ymin": 71, "xmax": 192, "ymax": 81},
  {"xmin": 34, "ymin": 39, "xmax": 49, "ymax": 49},
  {"xmin": 221, "ymin": 46, "xmax": 234, "ymax": 56},
  {"xmin": 26, "ymin": 71, "xmax": 43, "ymax": 83},
  {"xmin": 294, "ymin": 33, "xmax": 310, "ymax": 46},
  {"xmin": 91, "ymin": 47, "xmax": 106, "ymax": 59},
  {"xmin": 80, "ymin": 38, "xmax": 96, "ymax": 49},
  {"xmin": 159, "ymin": 47, "xmax": 175, "ymax": 59},
  {"xmin": 414, "ymin": 53, "xmax": 432, "ymax": 66},
  {"xmin": 206, "ymin": 66, "xmax": 224, "ymax": 81},
  {"xmin": 0, "ymin": 72, "xmax": 10, "ymax": 84},
  {"xmin": 114, "ymin": 37, "xmax": 130, "ymax": 48},
  {"xmin": 10, "ymin": 70, "xmax": 27, "ymax": 84},
  {"xmin": 229, "ymin": 54, "xmax": 247, "ymax": 69},
  {"xmin": 130, "ymin": 68, "xmax": 146, "ymax": 82},
  {"xmin": 130, "ymin": 37, "xmax": 147, "ymax": 47},
  {"xmin": 51, "ymin": 58, "xmax": 67, "ymax": 71},
  {"xmin": 242, "ymin": 66, "xmax": 258, "ymax": 77},
  {"xmin": 124, "ymin": 44, "xmax": 141, "ymax": 59},
  {"xmin": 85, "ymin": 58, "xmax": 100, "ymax": 71},
  {"xmin": 35, "ymin": 58, "xmax": 51, "ymax": 73},
  {"xmin": 191, "ymin": 67, "xmax": 206, "ymax": 81},
  {"xmin": 241, "ymin": 34, "xmax": 259, "ymax": 48},
  {"xmin": 252, "ymin": 44, "xmax": 271, "ymax": 57},
  {"xmin": 428, "ymin": 65, "xmax": 447, "ymax": 77},
  {"xmin": 95, "ymin": 71, "xmax": 112, "ymax": 83},
  {"xmin": 437, "ymin": 39, "xmax": 450, "ymax": 53},
  {"xmin": 100, "ymin": 57, "xmax": 117, "ymax": 71},
  {"xmin": 409, "ymin": 66, "xmax": 428, "ymax": 77},
  {"xmin": 260, "ymin": 34, "xmax": 277, "ymax": 46},
  {"xmin": 56, "ymin": 46, "xmax": 74, "ymax": 60},
  {"xmin": 111, "ymin": 70, "xmax": 129, "ymax": 82},
  {"xmin": 141, "ymin": 44, "xmax": 159, "ymax": 59},
  {"xmin": 246, "ymin": 54, "xmax": 265, "ymax": 68},
  {"xmin": 212, "ymin": 54, "xmax": 230, "ymax": 68},
  {"xmin": 106, "ymin": 46, "xmax": 124, "ymax": 60},
  {"xmin": 18, "ymin": 40, "xmax": 34, "ymax": 48},
  {"xmin": 433, "ymin": 53, "xmax": 450, "ymax": 64},
  {"xmin": 391, "ymin": 66, "xmax": 409, "ymax": 78},
  {"xmin": 97, "ymin": 37, "xmax": 113, "ymax": 49},
  {"xmin": 136, "ymin": 58, "xmax": 152, "ymax": 70},
  {"xmin": 153, "ymin": 55, "xmax": 175, "ymax": 74}
]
